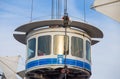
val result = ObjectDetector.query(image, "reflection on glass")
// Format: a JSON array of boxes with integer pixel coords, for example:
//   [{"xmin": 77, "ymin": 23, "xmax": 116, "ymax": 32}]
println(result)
[
  {"xmin": 54, "ymin": 35, "xmax": 69, "ymax": 55},
  {"xmin": 71, "ymin": 37, "xmax": 83, "ymax": 58},
  {"xmin": 86, "ymin": 40, "xmax": 91, "ymax": 61},
  {"xmin": 27, "ymin": 38, "xmax": 36, "ymax": 59},
  {"xmin": 38, "ymin": 35, "xmax": 51, "ymax": 56}
]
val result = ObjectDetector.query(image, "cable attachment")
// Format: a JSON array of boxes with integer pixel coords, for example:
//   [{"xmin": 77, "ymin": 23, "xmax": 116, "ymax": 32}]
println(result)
[
  {"xmin": 61, "ymin": 65, "xmax": 69, "ymax": 74},
  {"xmin": 62, "ymin": 14, "xmax": 69, "ymax": 28},
  {"xmin": 63, "ymin": 0, "xmax": 69, "ymax": 28}
]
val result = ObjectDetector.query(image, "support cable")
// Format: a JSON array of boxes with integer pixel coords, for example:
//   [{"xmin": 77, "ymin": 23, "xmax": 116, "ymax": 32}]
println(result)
[
  {"xmin": 83, "ymin": 1, "xmax": 87, "ymax": 79},
  {"xmin": 56, "ymin": 0, "xmax": 58, "ymax": 19},
  {"xmin": 30, "ymin": 0, "xmax": 33, "ymax": 22},
  {"xmin": 63, "ymin": 0, "xmax": 69, "ymax": 79},
  {"xmin": 64, "ymin": 28, "xmax": 67, "ymax": 79},
  {"xmin": 83, "ymin": 0, "xmax": 86, "ymax": 69},
  {"xmin": 64, "ymin": 0, "xmax": 67, "ymax": 15},
  {"xmin": 84, "ymin": 0, "xmax": 86, "ymax": 22},
  {"xmin": 51, "ymin": 0, "xmax": 54, "ymax": 19},
  {"xmin": 83, "ymin": 0, "xmax": 86, "ymax": 70},
  {"xmin": 58, "ymin": 0, "xmax": 60, "ymax": 19},
  {"xmin": 63, "ymin": 0, "xmax": 68, "ymax": 65}
]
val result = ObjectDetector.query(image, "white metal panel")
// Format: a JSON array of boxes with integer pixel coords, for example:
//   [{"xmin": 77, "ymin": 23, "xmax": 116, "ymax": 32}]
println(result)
[
  {"xmin": 93, "ymin": 0, "xmax": 120, "ymax": 22},
  {"xmin": 0, "ymin": 56, "xmax": 20, "ymax": 79},
  {"xmin": 93, "ymin": 0, "xmax": 118, "ymax": 6}
]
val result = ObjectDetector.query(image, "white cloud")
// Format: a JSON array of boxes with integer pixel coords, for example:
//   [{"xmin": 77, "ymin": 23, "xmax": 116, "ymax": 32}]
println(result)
[{"xmin": 0, "ymin": 1, "xmax": 29, "ymax": 17}]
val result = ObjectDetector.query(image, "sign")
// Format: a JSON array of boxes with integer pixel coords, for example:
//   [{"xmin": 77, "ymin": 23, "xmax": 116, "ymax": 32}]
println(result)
[{"xmin": 57, "ymin": 55, "xmax": 64, "ymax": 64}]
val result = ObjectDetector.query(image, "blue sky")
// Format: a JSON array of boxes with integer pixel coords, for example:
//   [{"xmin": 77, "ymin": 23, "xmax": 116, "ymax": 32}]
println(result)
[{"xmin": 0, "ymin": 0, "xmax": 120, "ymax": 79}]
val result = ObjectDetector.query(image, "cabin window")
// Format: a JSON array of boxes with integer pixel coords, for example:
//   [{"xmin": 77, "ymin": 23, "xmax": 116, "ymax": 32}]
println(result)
[
  {"xmin": 54, "ymin": 35, "xmax": 69, "ymax": 55},
  {"xmin": 27, "ymin": 38, "xmax": 36, "ymax": 59},
  {"xmin": 86, "ymin": 40, "xmax": 91, "ymax": 61},
  {"xmin": 38, "ymin": 35, "xmax": 51, "ymax": 56},
  {"xmin": 71, "ymin": 37, "xmax": 83, "ymax": 58}
]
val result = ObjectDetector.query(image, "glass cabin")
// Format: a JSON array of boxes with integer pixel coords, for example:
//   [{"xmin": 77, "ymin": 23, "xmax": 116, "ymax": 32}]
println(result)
[
  {"xmin": 14, "ymin": 20, "xmax": 103, "ymax": 79},
  {"xmin": 25, "ymin": 27, "xmax": 91, "ymax": 78},
  {"xmin": 27, "ymin": 30, "xmax": 91, "ymax": 62}
]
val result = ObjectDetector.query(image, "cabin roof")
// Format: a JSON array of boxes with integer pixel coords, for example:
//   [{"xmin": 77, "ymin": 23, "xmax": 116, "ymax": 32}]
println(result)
[{"xmin": 13, "ymin": 20, "xmax": 103, "ymax": 45}]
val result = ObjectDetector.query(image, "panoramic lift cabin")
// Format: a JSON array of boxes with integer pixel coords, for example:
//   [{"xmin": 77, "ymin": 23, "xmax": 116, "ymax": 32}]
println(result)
[
  {"xmin": 14, "ymin": 20, "xmax": 103, "ymax": 79},
  {"xmin": 13, "ymin": 0, "xmax": 103, "ymax": 79}
]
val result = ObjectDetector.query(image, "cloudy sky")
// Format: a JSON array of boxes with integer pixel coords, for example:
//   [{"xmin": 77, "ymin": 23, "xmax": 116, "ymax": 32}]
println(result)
[{"xmin": 0, "ymin": 0, "xmax": 120, "ymax": 79}]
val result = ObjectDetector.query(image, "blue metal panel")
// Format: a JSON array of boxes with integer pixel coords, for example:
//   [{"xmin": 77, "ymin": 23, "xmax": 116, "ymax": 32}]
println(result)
[
  {"xmin": 39, "ymin": 58, "xmax": 51, "ymax": 65},
  {"xmin": 51, "ymin": 58, "xmax": 57, "ymax": 64},
  {"xmin": 66, "ymin": 59, "xmax": 76, "ymax": 65},
  {"xmin": 76, "ymin": 60, "xmax": 84, "ymax": 67},
  {"xmin": 26, "ymin": 58, "xmax": 91, "ymax": 71},
  {"xmin": 84, "ymin": 62, "xmax": 91, "ymax": 71},
  {"xmin": 26, "ymin": 60, "xmax": 39, "ymax": 69}
]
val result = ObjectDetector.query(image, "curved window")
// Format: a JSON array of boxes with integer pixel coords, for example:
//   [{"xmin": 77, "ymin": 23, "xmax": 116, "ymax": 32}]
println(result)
[
  {"xmin": 86, "ymin": 40, "xmax": 91, "ymax": 61},
  {"xmin": 38, "ymin": 35, "xmax": 51, "ymax": 56},
  {"xmin": 54, "ymin": 35, "xmax": 69, "ymax": 55},
  {"xmin": 71, "ymin": 37, "xmax": 83, "ymax": 58},
  {"xmin": 27, "ymin": 38, "xmax": 36, "ymax": 59}
]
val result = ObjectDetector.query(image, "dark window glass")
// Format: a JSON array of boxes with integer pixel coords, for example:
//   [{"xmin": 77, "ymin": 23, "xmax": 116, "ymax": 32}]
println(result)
[
  {"xmin": 54, "ymin": 35, "xmax": 69, "ymax": 55},
  {"xmin": 27, "ymin": 38, "xmax": 36, "ymax": 59},
  {"xmin": 86, "ymin": 40, "xmax": 91, "ymax": 61},
  {"xmin": 71, "ymin": 37, "xmax": 83, "ymax": 58},
  {"xmin": 38, "ymin": 35, "xmax": 51, "ymax": 56}
]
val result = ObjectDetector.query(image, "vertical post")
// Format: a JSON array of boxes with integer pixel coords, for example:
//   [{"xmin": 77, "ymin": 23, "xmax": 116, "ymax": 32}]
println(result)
[
  {"xmin": 58, "ymin": 0, "xmax": 60, "ymax": 19},
  {"xmin": 56, "ymin": 0, "xmax": 58, "ymax": 19},
  {"xmin": 63, "ymin": 1, "xmax": 69, "ymax": 79},
  {"xmin": 52, "ymin": 0, "xmax": 61, "ymax": 19},
  {"xmin": 84, "ymin": 0, "xmax": 86, "ymax": 22},
  {"xmin": 64, "ymin": 0, "xmax": 68, "ymax": 16},
  {"xmin": 51, "ymin": 0, "xmax": 54, "ymax": 19},
  {"xmin": 30, "ymin": 0, "xmax": 33, "ymax": 22}
]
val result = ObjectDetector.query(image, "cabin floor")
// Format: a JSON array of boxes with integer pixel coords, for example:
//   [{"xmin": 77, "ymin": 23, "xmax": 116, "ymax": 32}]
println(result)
[{"xmin": 26, "ymin": 68, "xmax": 90, "ymax": 79}]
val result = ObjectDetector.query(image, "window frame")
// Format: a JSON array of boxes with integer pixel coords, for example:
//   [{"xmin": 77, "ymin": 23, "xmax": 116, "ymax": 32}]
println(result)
[
  {"xmin": 71, "ymin": 36, "xmax": 84, "ymax": 58},
  {"xmin": 86, "ymin": 40, "xmax": 91, "ymax": 62},
  {"xmin": 37, "ymin": 35, "xmax": 51, "ymax": 56},
  {"xmin": 27, "ymin": 38, "xmax": 36, "ymax": 59}
]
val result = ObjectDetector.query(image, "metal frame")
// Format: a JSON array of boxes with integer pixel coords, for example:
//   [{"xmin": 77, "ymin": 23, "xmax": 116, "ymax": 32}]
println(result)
[{"xmin": 13, "ymin": 20, "xmax": 103, "ymax": 45}]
